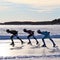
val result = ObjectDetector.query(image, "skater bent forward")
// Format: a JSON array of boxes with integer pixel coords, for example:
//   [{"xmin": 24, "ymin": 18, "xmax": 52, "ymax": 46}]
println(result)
[
  {"xmin": 23, "ymin": 29, "xmax": 39, "ymax": 45},
  {"xmin": 37, "ymin": 30, "xmax": 56, "ymax": 47},
  {"xmin": 6, "ymin": 29, "xmax": 24, "ymax": 47}
]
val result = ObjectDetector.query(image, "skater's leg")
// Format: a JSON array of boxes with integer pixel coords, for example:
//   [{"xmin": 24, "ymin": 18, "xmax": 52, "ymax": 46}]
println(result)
[
  {"xmin": 41, "ymin": 37, "xmax": 46, "ymax": 47},
  {"xmin": 10, "ymin": 35, "xmax": 15, "ymax": 47},
  {"xmin": 33, "ymin": 35, "xmax": 39, "ymax": 44},
  {"xmin": 49, "ymin": 36, "xmax": 56, "ymax": 47},
  {"xmin": 27, "ymin": 35, "xmax": 32, "ymax": 44},
  {"xmin": 16, "ymin": 35, "xmax": 24, "ymax": 44},
  {"xmin": 10, "ymin": 35, "xmax": 14, "ymax": 44}
]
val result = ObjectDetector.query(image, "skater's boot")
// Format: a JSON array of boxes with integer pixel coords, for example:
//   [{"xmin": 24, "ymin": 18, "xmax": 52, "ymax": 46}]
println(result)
[
  {"xmin": 12, "ymin": 43, "xmax": 15, "ymax": 47},
  {"xmin": 36, "ymin": 41, "xmax": 39, "ymax": 45},
  {"xmin": 10, "ymin": 42, "xmax": 14, "ymax": 45},
  {"xmin": 10, "ymin": 42, "xmax": 15, "ymax": 47},
  {"xmin": 28, "ymin": 41, "xmax": 32, "ymax": 45},
  {"xmin": 41, "ymin": 44, "xmax": 46, "ymax": 47},
  {"xmin": 21, "ymin": 41, "xmax": 25, "ymax": 44},
  {"xmin": 53, "ymin": 44, "xmax": 56, "ymax": 47}
]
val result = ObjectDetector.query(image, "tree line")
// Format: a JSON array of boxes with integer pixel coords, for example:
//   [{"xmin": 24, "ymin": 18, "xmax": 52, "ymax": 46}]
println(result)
[{"xmin": 0, "ymin": 18, "xmax": 60, "ymax": 25}]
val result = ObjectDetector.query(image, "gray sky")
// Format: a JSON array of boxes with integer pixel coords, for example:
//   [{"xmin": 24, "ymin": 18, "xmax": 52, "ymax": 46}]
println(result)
[{"xmin": 0, "ymin": 0, "xmax": 60, "ymax": 22}]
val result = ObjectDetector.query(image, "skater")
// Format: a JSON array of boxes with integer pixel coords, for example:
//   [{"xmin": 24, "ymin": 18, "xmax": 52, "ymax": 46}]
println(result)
[
  {"xmin": 6, "ymin": 29, "xmax": 24, "ymax": 47},
  {"xmin": 37, "ymin": 30, "xmax": 56, "ymax": 47},
  {"xmin": 23, "ymin": 29, "xmax": 39, "ymax": 45}
]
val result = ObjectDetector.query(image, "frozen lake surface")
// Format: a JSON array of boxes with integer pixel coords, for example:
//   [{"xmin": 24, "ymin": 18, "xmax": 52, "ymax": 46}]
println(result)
[
  {"xmin": 0, "ymin": 39, "xmax": 60, "ymax": 60},
  {"xmin": 0, "ymin": 25, "xmax": 60, "ymax": 60}
]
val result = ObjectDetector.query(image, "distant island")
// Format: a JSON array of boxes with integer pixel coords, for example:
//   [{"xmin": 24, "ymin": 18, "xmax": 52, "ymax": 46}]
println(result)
[{"xmin": 0, "ymin": 18, "xmax": 60, "ymax": 25}]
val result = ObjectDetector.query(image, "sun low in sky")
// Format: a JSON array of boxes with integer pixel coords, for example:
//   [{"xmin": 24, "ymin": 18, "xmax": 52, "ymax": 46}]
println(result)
[{"xmin": 0, "ymin": 0, "xmax": 60, "ymax": 22}]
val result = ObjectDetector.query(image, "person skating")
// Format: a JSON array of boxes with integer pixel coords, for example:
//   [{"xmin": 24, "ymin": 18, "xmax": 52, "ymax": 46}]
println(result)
[
  {"xmin": 23, "ymin": 29, "xmax": 39, "ymax": 45},
  {"xmin": 37, "ymin": 30, "xmax": 56, "ymax": 47},
  {"xmin": 6, "ymin": 29, "xmax": 24, "ymax": 47}
]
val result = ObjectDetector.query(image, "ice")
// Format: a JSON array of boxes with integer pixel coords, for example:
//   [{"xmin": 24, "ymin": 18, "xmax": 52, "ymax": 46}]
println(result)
[
  {"xmin": 0, "ymin": 39, "xmax": 60, "ymax": 60},
  {"xmin": 0, "ymin": 25, "xmax": 60, "ymax": 60}
]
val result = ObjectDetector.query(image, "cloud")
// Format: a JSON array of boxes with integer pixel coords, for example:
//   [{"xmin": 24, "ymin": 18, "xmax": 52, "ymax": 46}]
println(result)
[
  {"xmin": 0, "ymin": 0, "xmax": 60, "ymax": 22},
  {"xmin": 0, "ymin": 6, "xmax": 9, "ymax": 11},
  {"xmin": 1, "ymin": 0, "xmax": 60, "ymax": 12},
  {"xmin": 4, "ymin": 0, "xmax": 60, "ymax": 13},
  {"xmin": 4, "ymin": 0, "xmax": 60, "ymax": 7},
  {"xmin": 29, "ymin": 7, "xmax": 54, "ymax": 13}
]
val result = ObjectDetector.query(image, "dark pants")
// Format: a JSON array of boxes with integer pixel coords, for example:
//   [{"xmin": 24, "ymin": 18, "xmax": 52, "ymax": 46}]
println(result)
[
  {"xmin": 27, "ymin": 34, "xmax": 38, "ymax": 43},
  {"xmin": 10, "ymin": 34, "xmax": 23, "ymax": 44},
  {"xmin": 42, "ymin": 35, "xmax": 55, "ymax": 46}
]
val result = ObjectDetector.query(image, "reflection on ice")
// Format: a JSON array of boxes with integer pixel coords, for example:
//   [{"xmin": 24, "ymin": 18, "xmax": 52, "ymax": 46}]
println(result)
[
  {"xmin": 0, "ymin": 39, "xmax": 60, "ymax": 60},
  {"xmin": 0, "ymin": 39, "xmax": 60, "ymax": 57}
]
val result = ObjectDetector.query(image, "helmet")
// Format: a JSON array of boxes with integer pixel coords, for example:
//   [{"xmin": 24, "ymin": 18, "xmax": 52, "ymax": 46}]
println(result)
[
  {"xmin": 6, "ymin": 29, "xmax": 10, "ymax": 32},
  {"xmin": 37, "ymin": 30, "xmax": 41, "ymax": 33},
  {"xmin": 23, "ymin": 29, "xmax": 27, "ymax": 32}
]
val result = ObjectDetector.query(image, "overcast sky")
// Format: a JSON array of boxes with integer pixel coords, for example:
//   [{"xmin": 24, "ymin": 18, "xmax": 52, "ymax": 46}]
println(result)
[{"xmin": 0, "ymin": 0, "xmax": 60, "ymax": 22}]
